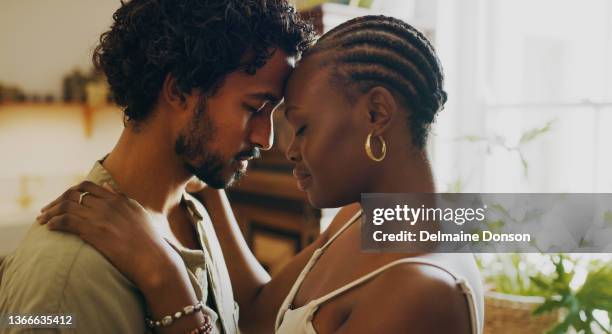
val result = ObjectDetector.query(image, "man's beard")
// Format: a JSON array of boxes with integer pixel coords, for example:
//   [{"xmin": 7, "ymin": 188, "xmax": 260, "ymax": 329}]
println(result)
[{"xmin": 174, "ymin": 100, "xmax": 245, "ymax": 189}]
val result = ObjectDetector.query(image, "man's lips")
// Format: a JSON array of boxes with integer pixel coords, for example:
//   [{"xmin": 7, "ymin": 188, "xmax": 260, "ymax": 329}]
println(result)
[
  {"xmin": 233, "ymin": 156, "xmax": 253, "ymax": 171},
  {"xmin": 231, "ymin": 154, "xmax": 255, "ymax": 172}
]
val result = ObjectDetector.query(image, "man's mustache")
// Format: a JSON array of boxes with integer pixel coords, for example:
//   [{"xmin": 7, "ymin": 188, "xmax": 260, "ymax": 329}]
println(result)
[{"xmin": 235, "ymin": 148, "xmax": 261, "ymax": 161}]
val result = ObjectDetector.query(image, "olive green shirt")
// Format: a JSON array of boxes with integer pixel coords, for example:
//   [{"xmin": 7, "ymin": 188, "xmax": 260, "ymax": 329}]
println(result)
[{"xmin": 0, "ymin": 160, "xmax": 239, "ymax": 333}]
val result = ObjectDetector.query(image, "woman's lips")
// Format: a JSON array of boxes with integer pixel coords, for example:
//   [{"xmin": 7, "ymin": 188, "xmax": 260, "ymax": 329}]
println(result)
[
  {"xmin": 296, "ymin": 175, "xmax": 312, "ymax": 191},
  {"xmin": 293, "ymin": 169, "xmax": 312, "ymax": 191}
]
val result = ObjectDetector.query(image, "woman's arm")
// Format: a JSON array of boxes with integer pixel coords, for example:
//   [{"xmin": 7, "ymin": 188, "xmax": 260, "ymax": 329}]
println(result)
[
  {"xmin": 38, "ymin": 181, "xmax": 211, "ymax": 334},
  {"xmin": 197, "ymin": 188, "xmax": 361, "ymax": 333},
  {"xmin": 138, "ymin": 253, "xmax": 210, "ymax": 334}
]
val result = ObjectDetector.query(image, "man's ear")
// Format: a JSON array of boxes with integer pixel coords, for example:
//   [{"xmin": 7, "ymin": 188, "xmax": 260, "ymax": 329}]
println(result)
[
  {"xmin": 161, "ymin": 73, "xmax": 188, "ymax": 112},
  {"xmin": 364, "ymin": 86, "xmax": 397, "ymax": 135}
]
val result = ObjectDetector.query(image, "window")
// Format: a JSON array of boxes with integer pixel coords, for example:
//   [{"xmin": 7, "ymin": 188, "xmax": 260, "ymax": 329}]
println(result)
[{"xmin": 431, "ymin": 0, "xmax": 612, "ymax": 193}]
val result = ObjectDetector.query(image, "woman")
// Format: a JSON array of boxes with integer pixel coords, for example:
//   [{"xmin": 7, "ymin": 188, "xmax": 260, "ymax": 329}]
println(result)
[{"xmin": 38, "ymin": 15, "xmax": 483, "ymax": 334}]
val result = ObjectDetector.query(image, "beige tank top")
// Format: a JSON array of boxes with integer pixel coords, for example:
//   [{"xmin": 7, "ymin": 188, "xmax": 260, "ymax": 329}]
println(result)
[{"xmin": 275, "ymin": 211, "xmax": 484, "ymax": 334}]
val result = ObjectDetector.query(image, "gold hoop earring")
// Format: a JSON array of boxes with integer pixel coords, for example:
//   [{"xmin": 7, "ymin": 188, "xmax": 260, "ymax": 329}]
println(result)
[{"xmin": 365, "ymin": 132, "xmax": 387, "ymax": 162}]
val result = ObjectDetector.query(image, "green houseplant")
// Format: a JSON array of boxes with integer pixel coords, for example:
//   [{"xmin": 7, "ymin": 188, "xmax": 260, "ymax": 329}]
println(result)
[
  {"xmin": 479, "ymin": 254, "xmax": 612, "ymax": 334},
  {"xmin": 478, "ymin": 254, "xmax": 562, "ymax": 334},
  {"xmin": 530, "ymin": 255, "xmax": 612, "ymax": 334}
]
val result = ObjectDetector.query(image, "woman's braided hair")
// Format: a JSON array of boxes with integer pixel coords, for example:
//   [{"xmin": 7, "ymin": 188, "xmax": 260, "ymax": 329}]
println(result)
[{"xmin": 304, "ymin": 15, "xmax": 447, "ymax": 148}]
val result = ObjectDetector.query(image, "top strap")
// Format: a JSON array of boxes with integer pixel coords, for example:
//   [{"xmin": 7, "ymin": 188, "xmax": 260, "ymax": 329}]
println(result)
[
  {"xmin": 312, "ymin": 257, "xmax": 470, "ymax": 306},
  {"xmin": 319, "ymin": 210, "xmax": 363, "ymax": 251},
  {"xmin": 308, "ymin": 257, "xmax": 480, "ymax": 334}
]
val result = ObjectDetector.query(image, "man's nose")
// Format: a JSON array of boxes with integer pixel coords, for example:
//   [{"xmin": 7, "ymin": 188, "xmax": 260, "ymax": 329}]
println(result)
[{"xmin": 249, "ymin": 112, "xmax": 274, "ymax": 150}]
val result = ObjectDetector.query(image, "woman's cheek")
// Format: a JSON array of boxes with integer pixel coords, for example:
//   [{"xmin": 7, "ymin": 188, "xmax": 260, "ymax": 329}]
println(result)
[{"xmin": 306, "ymin": 134, "xmax": 332, "ymax": 175}]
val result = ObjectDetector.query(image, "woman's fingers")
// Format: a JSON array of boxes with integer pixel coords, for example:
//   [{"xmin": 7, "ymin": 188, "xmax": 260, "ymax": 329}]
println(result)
[
  {"xmin": 41, "ymin": 181, "xmax": 115, "ymax": 212},
  {"xmin": 38, "ymin": 192, "xmax": 109, "ymax": 224},
  {"xmin": 38, "ymin": 200, "xmax": 85, "ymax": 224},
  {"xmin": 46, "ymin": 213, "xmax": 87, "ymax": 236}
]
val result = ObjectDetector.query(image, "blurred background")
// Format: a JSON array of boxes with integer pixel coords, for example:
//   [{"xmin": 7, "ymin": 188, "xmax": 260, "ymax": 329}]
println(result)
[{"xmin": 1, "ymin": 0, "xmax": 611, "ymax": 332}]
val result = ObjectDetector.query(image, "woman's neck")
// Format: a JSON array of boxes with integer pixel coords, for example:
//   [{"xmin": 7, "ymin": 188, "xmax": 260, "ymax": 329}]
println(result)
[{"xmin": 368, "ymin": 149, "xmax": 435, "ymax": 193}]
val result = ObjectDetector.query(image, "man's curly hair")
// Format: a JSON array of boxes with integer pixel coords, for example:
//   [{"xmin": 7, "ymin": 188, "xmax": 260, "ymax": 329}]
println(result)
[{"xmin": 94, "ymin": 0, "xmax": 315, "ymax": 122}]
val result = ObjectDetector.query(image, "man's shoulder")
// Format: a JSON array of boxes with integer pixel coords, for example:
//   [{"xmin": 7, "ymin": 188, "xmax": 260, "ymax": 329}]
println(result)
[
  {"xmin": 0, "ymin": 222, "xmax": 138, "ymax": 313},
  {"xmin": 3, "ymin": 221, "xmax": 126, "ymax": 276},
  {"xmin": 2, "ymin": 222, "xmax": 89, "ymax": 284}
]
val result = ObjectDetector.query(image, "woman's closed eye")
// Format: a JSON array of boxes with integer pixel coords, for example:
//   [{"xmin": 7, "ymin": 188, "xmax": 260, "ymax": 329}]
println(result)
[
  {"xmin": 295, "ymin": 125, "xmax": 307, "ymax": 136},
  {"xmin": 243, "ymin": 104, "xmax": 260, "ymax": 114}
]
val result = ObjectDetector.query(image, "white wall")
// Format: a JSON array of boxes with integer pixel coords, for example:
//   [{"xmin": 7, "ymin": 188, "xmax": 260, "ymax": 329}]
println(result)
[
  {"xmin": 0, "ymin": 0, "xmax": 120, "ymax": 97},
  {"xmin": 0, "ymin": 1, "xmax": 124, "ymax": 255},
  {"xmin": 0, "ymin": 105, "xmax": 123, "ymax": 256}
]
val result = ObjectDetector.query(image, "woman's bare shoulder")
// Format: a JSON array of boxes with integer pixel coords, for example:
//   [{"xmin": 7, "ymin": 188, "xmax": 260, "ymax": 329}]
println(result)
[{"xmin": 340, "ymin": 262, "xmax": 471, "ymax": 333}]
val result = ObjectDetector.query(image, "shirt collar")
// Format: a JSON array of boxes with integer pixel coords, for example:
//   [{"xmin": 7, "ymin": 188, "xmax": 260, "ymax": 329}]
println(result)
[
  {"xmin": 85, "ymin": 158, "xmax": 121, "ymax": 191},
  {"xmin": 182, "ymin": 193, "xmax": 205, "ymax": 221}
]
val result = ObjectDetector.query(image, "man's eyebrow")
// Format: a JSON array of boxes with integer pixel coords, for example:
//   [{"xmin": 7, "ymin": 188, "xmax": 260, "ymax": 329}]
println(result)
[{"xmin": 247, "ymin": 92, "xmax": 281, "ymax": 105}]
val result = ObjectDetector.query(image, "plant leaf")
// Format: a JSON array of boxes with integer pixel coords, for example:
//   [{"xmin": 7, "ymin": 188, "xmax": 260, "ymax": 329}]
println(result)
[{"xmin": 519, "ymin": 120, "xmax": 554, "ymax": 145}]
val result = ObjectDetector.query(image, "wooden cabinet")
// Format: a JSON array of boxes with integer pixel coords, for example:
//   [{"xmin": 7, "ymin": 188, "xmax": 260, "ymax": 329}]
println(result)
[{"xmin": 226, "ymin": 170, "xmax": 321, "ymax": 275}]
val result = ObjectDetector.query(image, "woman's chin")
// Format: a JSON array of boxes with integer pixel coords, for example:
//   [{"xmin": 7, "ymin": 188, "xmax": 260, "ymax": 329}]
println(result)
[
  {"xmin": 306, "ymin": 189, "xmax": 346, "ymax": 209},
  {"xmin": 305, "ymin": 189, "xmax": 324, "ymax": 209}
]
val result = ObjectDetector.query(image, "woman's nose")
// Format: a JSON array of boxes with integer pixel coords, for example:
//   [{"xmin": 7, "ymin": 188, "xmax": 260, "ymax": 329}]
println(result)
[{"xmin": 285, "ymin": 137, "xmax": 300, "ymax": 162}]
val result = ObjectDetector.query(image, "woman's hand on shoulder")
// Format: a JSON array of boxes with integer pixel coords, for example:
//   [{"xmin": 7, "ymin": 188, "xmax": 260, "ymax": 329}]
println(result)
[{"xmin": 36, "ymin": 181, "xmax": 182, "ymax": 291}]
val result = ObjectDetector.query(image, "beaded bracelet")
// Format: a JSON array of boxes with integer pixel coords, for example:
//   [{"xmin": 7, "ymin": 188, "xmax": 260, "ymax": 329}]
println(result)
[
  {"xmin": 187, "ymin": 320, "xmax": 213, "ymax": 334},
  {"xmin": 145, "ymin": 301, "xmax": 209, "ymax": 329}
]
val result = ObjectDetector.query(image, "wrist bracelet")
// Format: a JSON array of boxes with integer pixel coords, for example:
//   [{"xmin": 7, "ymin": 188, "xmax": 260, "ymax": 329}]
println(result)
[
  {"xmin": 187, "ymin": 321, "xmax": 214, "ymax": 334},
  {"xmin": 145, "ymin": 301, "xmax": 207, "ymax": 328}
]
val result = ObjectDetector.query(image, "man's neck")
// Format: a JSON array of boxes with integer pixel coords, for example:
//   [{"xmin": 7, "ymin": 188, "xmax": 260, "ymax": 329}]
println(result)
[{"xmin": 102, "ymin": 126, "xmax": 190, "ymax": 216}]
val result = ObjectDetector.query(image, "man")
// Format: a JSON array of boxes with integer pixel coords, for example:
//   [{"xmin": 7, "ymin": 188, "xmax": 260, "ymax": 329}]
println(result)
[{"xmin": 0, "ymin": 0, "xmax": 313, "ymax": 333}]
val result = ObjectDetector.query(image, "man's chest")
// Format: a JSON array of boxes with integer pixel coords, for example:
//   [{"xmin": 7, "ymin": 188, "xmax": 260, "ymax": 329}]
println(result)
[{"xmin": 152, "ymin": 207, "xmax": 202, "ymax": 250}]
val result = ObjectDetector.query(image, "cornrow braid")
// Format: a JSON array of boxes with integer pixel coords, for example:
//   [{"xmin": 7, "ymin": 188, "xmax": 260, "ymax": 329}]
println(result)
[{"xmin": 304, "ymin": 15, "xmax": 447, "ymax": 148}]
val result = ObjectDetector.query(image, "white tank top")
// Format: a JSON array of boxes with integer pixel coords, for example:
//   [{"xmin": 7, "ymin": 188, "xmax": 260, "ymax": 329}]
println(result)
[{"xmin": 275, "ymin": 211, "xmax": 484, "ymax": 334}]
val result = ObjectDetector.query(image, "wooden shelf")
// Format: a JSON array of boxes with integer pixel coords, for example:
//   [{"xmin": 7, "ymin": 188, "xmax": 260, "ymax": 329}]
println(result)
[
  {"xmin": 226, "ymin": 169, "xmax": 321, "ymax": 272},
  {"xmin": 0, "ymin": 102, "xmax": 116, "ymax": 109},
  {"xmin": 0, "ymin": 102, "xmax": 120, "ymax": 137}
]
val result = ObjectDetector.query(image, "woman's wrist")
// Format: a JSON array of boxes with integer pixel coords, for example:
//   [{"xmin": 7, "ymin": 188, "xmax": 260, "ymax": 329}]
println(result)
[
  {"xmin": 136, "ymin": 250, "xmax": 186, "ymax": 295},
  {"xmin": 138, "ymin": 261, "xmax": 209, "ymax": 334}
]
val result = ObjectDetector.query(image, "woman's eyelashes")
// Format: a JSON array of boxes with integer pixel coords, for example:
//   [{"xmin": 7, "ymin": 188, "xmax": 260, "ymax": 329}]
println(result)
[
  {"xmin": 245, "ymin": 101, "xmax": 274, "ymax": 115},
  {"xmin": 243, "ymin": 104, "xmax": 260, "ymax": 114},
  {"xmin": 295, "ymin": 125, "xmax": 307, "ymax": 136}
]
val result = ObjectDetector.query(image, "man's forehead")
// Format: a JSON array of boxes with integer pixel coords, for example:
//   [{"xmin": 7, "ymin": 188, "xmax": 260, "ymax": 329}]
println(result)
[
  {"xmin": 228, "ymin": 51, "xmax": 294, "ymax": 105},
  {"xmin": 246, "ymin": 75, "xmax": 292, "ymax": 106}
]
